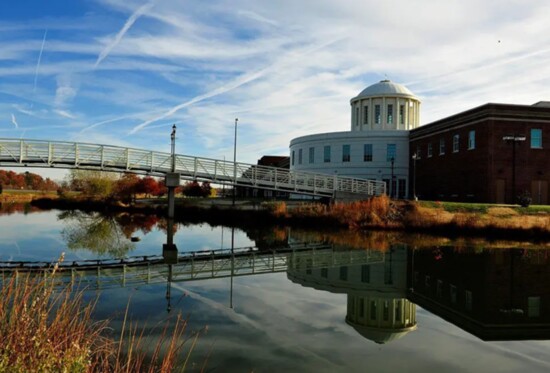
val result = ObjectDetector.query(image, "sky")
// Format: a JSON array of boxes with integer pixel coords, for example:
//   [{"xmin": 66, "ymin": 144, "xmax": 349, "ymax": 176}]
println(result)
[{"xmin": 1, "ymin": 0, "xmax": 550, "ymax": 178}]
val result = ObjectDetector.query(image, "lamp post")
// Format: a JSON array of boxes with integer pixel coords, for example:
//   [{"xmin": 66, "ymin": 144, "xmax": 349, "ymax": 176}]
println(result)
[
  {"xmin": 390, "ymin": 156, "xmax": 395, "ymax": 199},
  {"xmin": 232, "ymin": 118, "xmax": 238, "ymax": 206},
  {"xmin": 503, "ymin": 135, "xmax": 526, "ymax": 204},
  {"xmin": 412, "ymin": 153, "xmax": 418, "ymax": 200}
]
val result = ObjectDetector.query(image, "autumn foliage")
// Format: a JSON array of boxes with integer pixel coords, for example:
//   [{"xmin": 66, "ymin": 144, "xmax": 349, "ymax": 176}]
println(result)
[{"xmin": 0, "ymin": 170, "xmax": 58, "ymax": 191}]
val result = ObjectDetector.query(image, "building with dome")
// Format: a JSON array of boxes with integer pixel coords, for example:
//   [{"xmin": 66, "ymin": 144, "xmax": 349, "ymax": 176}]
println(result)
[{"xmin": 289, "ymin": 79, "xmax": 421, "ymax": 198}]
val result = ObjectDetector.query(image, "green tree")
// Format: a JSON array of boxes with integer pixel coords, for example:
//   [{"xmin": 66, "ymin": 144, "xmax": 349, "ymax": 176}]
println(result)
[
  {"xmin": 59, "ymin": 211, "xmax": 134, "ymax": 257},
  {"xmin": 67, "ymin": 170, "xmax": 118, "ymax": 198}
]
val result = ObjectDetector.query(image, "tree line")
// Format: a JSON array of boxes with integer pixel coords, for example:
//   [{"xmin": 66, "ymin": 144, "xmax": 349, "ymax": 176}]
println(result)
[
  {"xmin": 64, "ymin": 170, "xmax": 213, "ymax": 201},
  {"xmin": 0, "ymin": 170, "xmax": 59, "ymax": 193}
]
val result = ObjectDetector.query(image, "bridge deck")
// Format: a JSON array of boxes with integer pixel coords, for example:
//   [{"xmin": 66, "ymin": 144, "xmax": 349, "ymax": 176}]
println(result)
[{"xmin": 0, "ymin": 138, "xmax": 385, "ymax": 197}]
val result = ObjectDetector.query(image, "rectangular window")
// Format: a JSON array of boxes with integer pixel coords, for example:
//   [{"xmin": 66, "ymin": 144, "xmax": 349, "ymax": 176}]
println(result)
[
  {"xmin": 439, "ymin": 138, "xmax": 445, "ymax": 155},
  {"xmin": 450, "ymin": 284, "xmax": 457, "ymax": 304},
  {"xmin": 364, "ymin": 106, "xmax": 369, "ymax": 124},
  {"xmin": 428, "ymin": 143, "xmax": 433, "ymax": 158},
  {"xmin": 399, "ymin": 105, "xmax": 405, "ymax": 125},
  {"xmin": 416, "ymin": 145, "xmax": 421, "ymax": 159},
  {"xmin": 453, "ymin": 134, "xmax": 459, "ymax": 153},
  {"xmin": 370, "ymin": 301, "xmax": 377, "ymax": 320},
  {"xmin": 324, "ymin": 145, "xmax": 331, "ymax": 163},
  {"xmin": 375, "ymin": 105, "xmax": 381, "ymax": 124},
  {"xmin": 342, "ymin": 144, "xmax": 351, "ymax": 162},
  {"xmin": 359, "ymin": 298, "xmax": 365, "ymax": 317},
  {"xmin": 387, "ymin": 104, "xmax": 393, "ymax": 124},
  {"xmin": 361, "ymin": 265, "xmax": 370, "ymax": 283},
  {"xmin": 363, "ymin": 144, "xmax": 373, "ymax": 162},
  {"xmin": 355, "ymin": 107, "xmax": 360, "ymax": 126},
  {"xmin": 531, "ymin": 128, "xmax": 542, "ymax": 148},
  {"xmin": 298, "ymin": 148, "xmax": 303, "ymax": 164},
  {"xmin": 387, "ymin": 144, "xmax": 396, "ymax": 162},
  {"xmin": 465, "ymin": 290, "xmax": 472, "ymax": 311},
  {"xmin": 291, "ymin": 150, "xmax": 295, "ymax": 166},
  {"xmin": 468, "ymin": 130, "xmax": 476, "ymax": 150},
  {"xmin": 309, "ymin": 147, "xmax": 315, "ymax": 164},
  {"xmin": 395, "ymin": 300, "xmax": 402, "ymax": 321},
  {"xmin": 383, "ymin": 301, "xmax": 389, "ymax": 321},
  {"xmin": 339, "ymin": 266, "xmax": 348, "ymax": 281},
  {"xmin": 528, "ymin": 296, "xmax": 540, "ymax": 317}
]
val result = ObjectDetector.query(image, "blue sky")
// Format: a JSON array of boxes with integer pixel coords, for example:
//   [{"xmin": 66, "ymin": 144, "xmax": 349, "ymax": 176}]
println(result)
[{"xmin": 1, "ymin": 0, "xmax": 550, "ymax": 179}]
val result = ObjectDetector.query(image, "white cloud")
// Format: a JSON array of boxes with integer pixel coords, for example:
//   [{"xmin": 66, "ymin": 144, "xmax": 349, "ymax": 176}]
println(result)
[{"xmin": 10, "ymin": 113, "xmax": 18, "ymax": 128}]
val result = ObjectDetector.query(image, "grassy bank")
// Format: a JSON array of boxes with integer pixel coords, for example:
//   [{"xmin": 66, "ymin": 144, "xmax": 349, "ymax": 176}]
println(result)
[
  {"xmin": 0, "ymin": 189, "xmax": 58, "ymax": 203},
  {"xmin": 28, "ymin": 195, "xmax": 550, "ymax": 240},
  {"xmin": 0, "ymin": 264, "xmax": 203, "ymax": 372}
]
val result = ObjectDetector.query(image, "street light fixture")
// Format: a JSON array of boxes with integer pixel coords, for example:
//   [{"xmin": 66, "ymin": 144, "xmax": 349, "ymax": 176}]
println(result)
[
  {"xmin": 390, "ymin": 156, "xmax": 395, "ymax": 198},
  {"xmin": 503, "ymin": 135, "xmax": 526, "ymax": 204},
  {"xmin": 412, "ymin": 153, "xmax": 419, "ymax": 201},
  {"xmin": 232, "ymin": 118, "xmax": 238, "ymax": 206}
]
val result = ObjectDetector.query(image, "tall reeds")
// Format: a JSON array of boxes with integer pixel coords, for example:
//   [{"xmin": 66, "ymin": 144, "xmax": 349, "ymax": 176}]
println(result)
[{"xmin": 0, "ymin": 263, "xmax": 203, "ymax": 372}]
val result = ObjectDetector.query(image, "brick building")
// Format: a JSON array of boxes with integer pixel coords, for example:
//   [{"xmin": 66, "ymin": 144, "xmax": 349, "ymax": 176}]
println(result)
[{"xmin": 410, "ymin": 102, "xmax": 550, "ymax": 204}]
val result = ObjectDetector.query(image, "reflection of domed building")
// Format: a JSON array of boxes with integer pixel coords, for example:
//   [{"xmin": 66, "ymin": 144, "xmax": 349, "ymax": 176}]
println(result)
[
  {"xmin": 287, "ymin": 246, "xmax": 416, "ymax": 344},
  {"xmin": 289, "ymin": 80, "xmax": 421, "ymax": 198}
]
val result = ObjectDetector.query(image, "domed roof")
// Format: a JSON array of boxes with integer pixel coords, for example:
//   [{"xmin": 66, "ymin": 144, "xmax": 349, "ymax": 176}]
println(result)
[
  {"xmin": 346, "ymin": 320, "xmax": 417, "ymax": 344},
  {"xmin": 353, "ymin": 79, "xmax": 417, "ymax": 100}
]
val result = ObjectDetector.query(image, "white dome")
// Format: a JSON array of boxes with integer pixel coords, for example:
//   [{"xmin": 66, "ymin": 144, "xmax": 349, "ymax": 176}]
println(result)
[{"xmin": 354, "ymin": 79, "xmax": 417, "ymax": 100}]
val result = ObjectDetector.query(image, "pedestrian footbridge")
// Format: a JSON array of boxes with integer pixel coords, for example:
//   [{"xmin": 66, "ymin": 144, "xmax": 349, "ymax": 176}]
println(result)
[{"xmin": 0, "ymin": 138, "xmax": 385, "ymax": 198}]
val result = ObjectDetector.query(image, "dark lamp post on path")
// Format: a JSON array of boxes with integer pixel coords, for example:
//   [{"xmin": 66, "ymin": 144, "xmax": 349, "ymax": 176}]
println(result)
[
  {"xmin": 390, "ymin": 156, "xmax": 395, "ymax": 198},
  {"xmin": 503, "ymin": 135, "xmax": 526, "ymax": 204},
  {"xmin": 412, "ymin": 153, "xmax": 419, "ymax": 201}
]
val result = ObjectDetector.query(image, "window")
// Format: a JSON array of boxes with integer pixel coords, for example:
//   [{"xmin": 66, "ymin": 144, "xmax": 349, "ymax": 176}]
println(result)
[
  {"xmin": 342, "ymin": 144, "xmax": 350, "ymax": 162},
  {"xmin": 453, "ymin": 134, "xmax": 459, "ymax": 153},
  {"xmin": 468, "ymin": 130, "xmax": 476, "ymax": 150},
  {"xmin": 395, "ymin": 300, "xmax": 402, "ymax": 321},
  {"xmin": 465, "ymin": 290, "xmax": 472, "ymax": 311},
  {"xmin": 439, "ymin": 138, "xmax": 445, "ymax": 155},
  {"xmin": 531, "ymin": 128, "xmax": 542, "ymax": 148},
  {"xmin": 324, "ymin": 145, "xmax": 331, "ymax": 163},
  {"xmin": 450, "ymin": 285, "xmax": 457, "ymax": 304},
  {"xmin": 298, "ymin": 148, "xmax": 303, "ymax": 164},
  {"xmin": 359, "ymin": 298, "xmax": 365, "ymax": 317},
  {"xmin": 399, "ymin": 105, "xmax": 405, "ymax": 125},
  {"xmin": 375, "ymin": 105, "xmax": 381, "ymax": 124},
  {"xmin": 370, "ymin": 301, "xmax": 377, "ymax": 320},
  {"xmin": 387, "ymin": 104, "xmax": 393, "ymax": 124},
  {"xmin": 361, "ymin": 265, "xmax": 370, "ymax": 283},
  {"xmin": 306, "ymin": 258, "xmax": 312, "ymax": 275},
  {"xmin": 416, "ymin": 145, "xmax": 421, "ymax": 159},
  {"xmin": 528, "ymin": 296, "xmax": 540, "ymax": 317},
  {"xmin": 364, "ymin": 106, "xmax": 369, "ymax": 124},
  {"xmin": 339, "ymin": 266, "xmax": 348, "ymax": 281},
  {"xmin": 291, "ymin": 150, "xmax": 295, "ymax": 166},
  {"xmin": 364, "ymin": 144, "xmax": 373, "ymax": 162},
  {"xmin": 308, "ymin": 147, "xmax": 315, "ymax": 164},
  {"xmin": 383, "ymin": 301, "xmax": 389, "ymax": 321},
  {"xmin": 321, "ymin": 267, "xmax": 328, "ymax": 278},
  {"xmin": 355, "ymin": 107, "xmax": 360, "ymax": 126},
  {"xmin": 428, "ymin": 143, "xmax": 433, "ymax": 158},
  {"xmin": 387, "ymin": 144, "xmax": 396, "ymax": 162}
]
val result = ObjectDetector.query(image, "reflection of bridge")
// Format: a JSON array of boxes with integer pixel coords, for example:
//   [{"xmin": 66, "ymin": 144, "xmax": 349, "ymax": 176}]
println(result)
[
  {"xmin": 0, "ymin": 138, "xmax": 385, "ymax": 197},
  {"xmin": 0, "ymin": 244, "xmax": 384, "ymax": 290}
]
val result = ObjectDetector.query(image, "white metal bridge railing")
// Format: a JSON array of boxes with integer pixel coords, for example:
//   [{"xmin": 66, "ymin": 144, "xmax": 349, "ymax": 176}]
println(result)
[{"xmin": 0, "ymin": 138, "xmax": 385, "ymax": 197}]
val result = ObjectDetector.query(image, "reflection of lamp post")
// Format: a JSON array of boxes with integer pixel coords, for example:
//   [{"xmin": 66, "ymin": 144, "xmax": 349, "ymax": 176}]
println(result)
[
  {"xmin": 233, "ymin": 118, "xmax": 238, "ymax": 206},
  {"xmin": 412, "ymin": 153, "xmax": 418, "ymax": 200},
  {"xmin": 503, "ymin": 135, "xmax": 526, "ymax": 204},
  {"xmin": 390, "ymin": 156, "xmax": 395, "ymax": 198}
]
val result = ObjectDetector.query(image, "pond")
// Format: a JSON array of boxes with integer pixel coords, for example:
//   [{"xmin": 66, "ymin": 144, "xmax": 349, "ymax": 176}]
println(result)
[{"xmin": 1, "ymin": 204, "xmax": 549, "ymax": 372}]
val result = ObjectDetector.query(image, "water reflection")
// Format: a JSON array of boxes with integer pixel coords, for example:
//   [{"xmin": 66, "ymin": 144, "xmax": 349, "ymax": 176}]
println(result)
[
  {"xmin": 409, "ymin": 247, "xmax": 550, "ymax": 341},
  {"xmin": 288, "ymin": 245, "xmax": 417, "ymax": 344}
]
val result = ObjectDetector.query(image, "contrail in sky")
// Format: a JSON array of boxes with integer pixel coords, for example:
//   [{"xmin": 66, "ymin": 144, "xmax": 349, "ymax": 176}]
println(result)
[
  {"xmin": 95, "ymin": 0, "xmax": 157, "ymax": 68},
  {"xmin": 129, "ymin": 38, "xmax": 342, "ymax": 135},
  {"xmin": 33, "ymin": 29, "xmax": 48, "ymax": 92},
  {"xmin": 11, "ymin": 114, "xmax": 19, "ymax": 129}
]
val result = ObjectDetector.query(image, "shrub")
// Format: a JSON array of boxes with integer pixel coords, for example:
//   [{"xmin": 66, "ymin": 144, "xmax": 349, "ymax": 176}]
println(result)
[{"xmin": 517, "ymin": 191, "xmax": 532, "ymax": 207}]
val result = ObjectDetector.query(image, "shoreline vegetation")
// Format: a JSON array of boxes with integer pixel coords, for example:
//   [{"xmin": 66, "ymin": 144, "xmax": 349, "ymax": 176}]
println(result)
[
  {"xmin": 21, "ymin": 194, "xmax": 550, "ymax": 241},
  {"xmin": 0, "ymin": 264, "xmax": 204, "ymax": 373}
]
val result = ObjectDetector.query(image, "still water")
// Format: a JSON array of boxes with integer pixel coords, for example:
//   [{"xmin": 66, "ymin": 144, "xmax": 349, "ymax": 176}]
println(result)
[{"xmin": 1, "ymin": 205, "xmax": 550, "ymax": 372}]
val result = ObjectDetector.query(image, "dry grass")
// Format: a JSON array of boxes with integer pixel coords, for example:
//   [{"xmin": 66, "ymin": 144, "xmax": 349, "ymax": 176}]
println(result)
[{"xmin": 0, "ymin": 258, "xmax": 204, "ymax": 373}]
